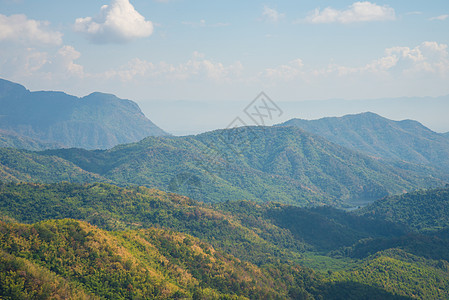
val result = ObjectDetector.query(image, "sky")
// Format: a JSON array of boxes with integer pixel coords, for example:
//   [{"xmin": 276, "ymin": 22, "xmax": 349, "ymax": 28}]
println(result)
[{"xmin": 1, "ymin": 0, "xmax": 449, "ymax": 134}]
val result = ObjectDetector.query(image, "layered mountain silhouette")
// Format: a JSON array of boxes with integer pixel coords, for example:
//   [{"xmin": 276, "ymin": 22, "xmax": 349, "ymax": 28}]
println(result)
[
  {"xmin": 0, "ymin": 78, "xmax": 168, "ymax": 149},
  {"xmin": 279, "ymin": 112, "xmax": 449, "ymax": 170},
  {"xmin": 2, "ymin": 80, "xmax": 449, "ymax": 298},
  {"xmin": 0, "ymin": 126, "xmax": 444, "ymax": 207}
]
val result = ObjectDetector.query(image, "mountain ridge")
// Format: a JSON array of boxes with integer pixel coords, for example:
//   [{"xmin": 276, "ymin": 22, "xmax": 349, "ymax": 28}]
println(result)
[
  {"xmin": 9, "ymin": 125, "xmax": 443, "ymax": 206},
  {"xmin": 0, "ymin": 78, "xmax": 169, "ymax": 150},
  {"xmin": 278, "ymin": 112, "xmax": 449, "ymax": 169}
]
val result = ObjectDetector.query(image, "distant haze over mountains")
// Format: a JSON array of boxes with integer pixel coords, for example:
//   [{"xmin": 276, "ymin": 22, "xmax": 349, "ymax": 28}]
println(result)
[
  {"xmin": 0, "ymin": 78, "xmax": 168, "ymax": 150},
  {"xmin": 139, "ymin": 95, "xmax": 449, "ymax": 136},
  {"xmin": 279, "ymin": 112, "xmax": 449, "ymax": 171}
]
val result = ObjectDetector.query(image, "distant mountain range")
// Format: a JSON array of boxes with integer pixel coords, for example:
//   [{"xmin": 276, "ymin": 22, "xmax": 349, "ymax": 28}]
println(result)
[
  {"xmin": 0, "ymin": 126, "xmax": 445, "ymax": 207},
  {"xmin": 141, "ymin": 95, "xmax": 449, "ymax": 135},
  {"xmin": 0, "ymin": 78, "xmax": 168, "ymax": 150},
  {"xmin": 279, "ymin": 112, "xmax": 449, "ymax": 170},
  {"xmin": 3, "ymin": 80, "xmax": 449, "ymax": 299}
]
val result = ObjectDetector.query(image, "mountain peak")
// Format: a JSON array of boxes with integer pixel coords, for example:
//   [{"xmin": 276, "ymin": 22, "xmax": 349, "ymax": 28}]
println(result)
[
  {"xmin": 0, "ymin": 79, "xmax": 169, "ymax": 149},
  {"xmin": 0, "ymin": 78, "xmax": 28, "ymax": 98},
  {"xmin": 278, "ymin": 112, "xmax": 449, "ymax": 169},
  {"xmin": 347, "ymin": 111, "xmax": 383, "ymax": 119},
  {"xmin": 85, "ymin": 91, "xmax": 119, "ymax": 100}
]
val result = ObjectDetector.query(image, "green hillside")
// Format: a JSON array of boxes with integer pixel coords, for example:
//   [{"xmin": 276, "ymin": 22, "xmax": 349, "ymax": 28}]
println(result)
[
  {"xmin": 0, "ymin": 129, "xmax": 62, "ymax": 150},
  {"xmin": 329, "ymin": 249, "xmax": 449, "ymax": 299},
  {"xmin": 358, "ymin": 186, "xmax": 449, "ymax": 231},
  {"xmin": 38, "ymin": 126, "xmax": 445, "ymax": 206},
  {"xmin": 3, "ymin": 217, "xmax": 423, "ymax": 299},
  {"xmin": 0, "ymin": 182, "xmax": 304, "ymax": 265},
  {"xmin": 0, "ymin": 148, "xmax": 106, "ymax": 183},
  {"xmin": 0, "ymin": 218, "xmax": 316, "ymax": 299},
  {"xmin": 279, "ymin": 112, "xmax": 449, "ymax": 170},
  {"xmin": 2, "ymin": 182, "xmax": 448, "ymax": 299}
]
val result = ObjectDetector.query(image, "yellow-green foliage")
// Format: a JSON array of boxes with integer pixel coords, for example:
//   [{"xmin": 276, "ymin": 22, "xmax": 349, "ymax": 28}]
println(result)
[
  {"xmin": 0, "ymin": 250, "xmax": 95, "ymax": 299},
  {"xmin": 0, "ymin": 219, "xmax": 313, "ymax": 299},
  {"xmin": 0, "ymin": 182, "xmax": 305, "ymax": 265}
]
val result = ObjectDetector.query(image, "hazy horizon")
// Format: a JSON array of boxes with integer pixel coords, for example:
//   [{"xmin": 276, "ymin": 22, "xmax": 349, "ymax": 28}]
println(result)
[{"xmin": 139, "ymin": 94, "xmax": 449, "ymax": 136}]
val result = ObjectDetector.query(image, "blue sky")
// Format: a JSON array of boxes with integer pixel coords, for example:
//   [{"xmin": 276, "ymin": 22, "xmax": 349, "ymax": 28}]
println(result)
[{"xmin": 1, "ymin": 0, "xmax": 448, "ymax": 106}]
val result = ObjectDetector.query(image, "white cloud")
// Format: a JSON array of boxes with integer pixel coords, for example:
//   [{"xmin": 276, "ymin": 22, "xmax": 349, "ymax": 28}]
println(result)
[
  {"xmin": 2, "ymin": 39, "xmax": 447, "ymax": 103},
  {"xmin": 261, "ymin": 59, "xmax": 304, "ymax": 80},
  {"xmin": 0, "ymin": 14, "xmax": 84, "ymax": 83},
  {"xmin": 54, "ymin": 46, "xmax": 84, "ymax": 76},
  {"xmin": 316, "ymin": 41, "xmax": 449, "ymax": 77},
  {"xmin": 103, "ymin": 52, "xmax": 243, "ymax": 82},
  {"xmin": 0, "ymin": 14, "xmax": 62, "ymax": 46},
  {"xmin": 102, "ymin": 42, "xmax": 448, "ymax": 86},
  {"xmin": 261, "ymin": 5, "xmax": 285, "ymax": 23},
  {"xmin": 74, "ymin": 0, "xmax": 153, "ymax": 44},
  {"xmin": 0, "ymin": 45, "xmax": 84, "ymax": 81},
  {"xmin": 304, "ymin": 1, "xmax": 395, "ymax": 24},
  {"xmin": 387, "ymin": 42, "xmax": 449, "ymax": 75},
  {"xmin": 430, "ymin": 14, "xmax": 449, "ymax": 21},
  {"xmin": 254, "ymin": 41, "xmax": 449, "ymax": 91}
]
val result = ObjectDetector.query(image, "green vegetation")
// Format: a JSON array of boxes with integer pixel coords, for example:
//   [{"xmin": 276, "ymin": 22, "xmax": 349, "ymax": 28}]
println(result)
[
  {"xmin": 349, "ymin": 231, "xmax": 449, "ymax": 261},
  {"xmin": 1, "ymin": 182, "xmax": 448, "ymax": 298},
  {"xmin": 0, "ymin": 182, "xmax": 420, "ymax": 265},
  {"xmin": 2, "ymin": 79, "xmax": 449, "ymax": 299},
  {"xmin": 215, "ymin": 200, "xmax": 407, "ymax": 252},
  {"xmin": 0, "ymin": 129, "xmax": 62, "ymax": 150},
  {"xmin": 280, "ymin": 112, "xmax": 449, "ymax": 170},
  {"xmin": 0, "ymin": 148, "xmax": 106, "ymax": 183},
  {"xmin": 0, "ymin": 218, "xmax": 288, "ymax": 299},
  {"xmin": 0, "ymin": 250, "xmax": 95, "ymax": 299},
  {"xmin": 0, "ymin": 218, "xmax": 422, "ymax": 299},
  {"xmin": 358, "ymin": 186, "xmax": 449, "ymax": 231},
  {"xmin": 0, "ymin": 182, "xmax": 305, "ymax": 265},
  {"xmin": 330, "ymin": 249, "xmax": 449, "ymax": 299},
  {"xmin": 2, "ymin": 125, "xmax": 436, "ymax": 207}
]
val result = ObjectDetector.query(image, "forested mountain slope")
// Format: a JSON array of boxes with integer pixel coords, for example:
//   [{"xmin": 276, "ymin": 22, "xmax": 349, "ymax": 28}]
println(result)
[
  {"xmin": 36, "ymin": 126, "xmax": 445, "ymax": 206},
  {"xmin": 279, "ymin": 112, "xmax": 449, "ymax": 170},
  {"xmin": 1, "ymin": 182, "xmax": 448, "ymax": 299},
  {"xmin": 358, "ymin": 186, "xmax": 449, "ymax": 231},
  {"xmin": 0, "ymin": 78, "xmax": 168, "ymax": 150},
  {"xmin": 0, "ymin": 129, "xmax": 62, "ymax": 150},
  {"xmin": 0, "ymin": 148, "xmax": 107, "ymax": 183},
  {"xmin": 0, "ymin": 218, "xmax": 321, "ymax": 299}
]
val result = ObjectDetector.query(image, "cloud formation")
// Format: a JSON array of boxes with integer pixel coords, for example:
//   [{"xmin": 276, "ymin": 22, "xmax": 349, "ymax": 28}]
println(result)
[
  {"xmin": 262, "ymin": 59, "xmax": 304, "ymax": 80},
  {"xmin": 305, "ymin": 1, "xmax": 395, "ymax": 24},
  {"xmin": 0, "ymin": 14, "xmax": 62, "ymax": 46},
  {"xmin": 429, "ymin": 14, "xmax": 448, "ymax": 21},
  {"xmin": 313, "ymin": 41, "xmax": 449, "ymax": 77},
  {"xmin": 261, "ymin": 6, "xmax": 285, "ymax": 23},
  {"xmin": 104, "ymin": 51, "xmax": 243, "ymax": 82},
  {"xmin": 387, "ymin": 42, "xmax": 449, "ymax": 75},
  {"xmin": 0, "ymin": 45, "xmax": 84, "ymax": 81},
  {"xmin": 74, "ymin": 0, "xmax": 153, "ymax": 44},
  {"xmin": 2, "ymin": 38, "xmax": 447, "ymax": 102}
]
